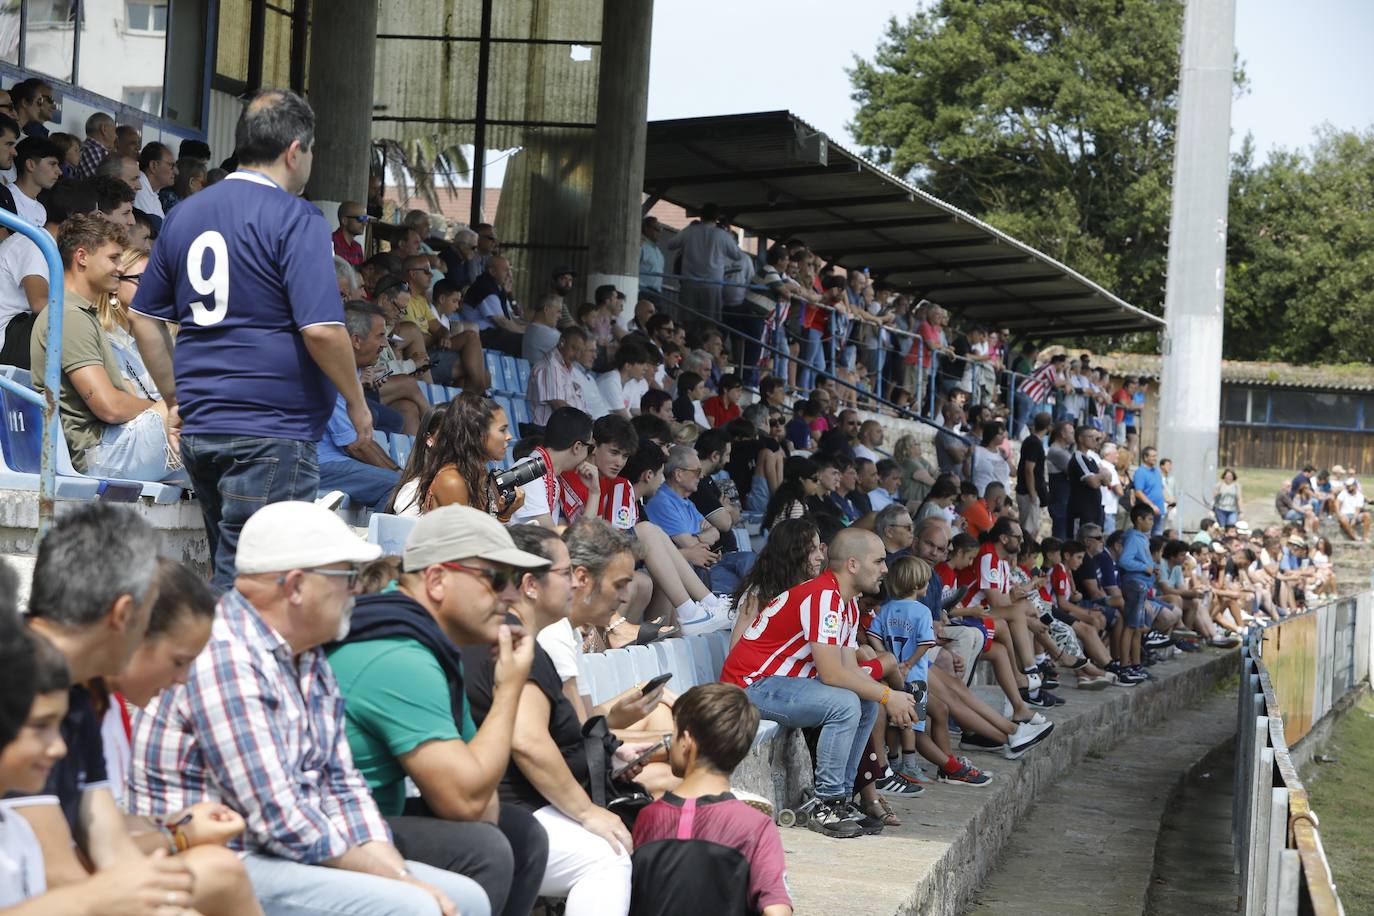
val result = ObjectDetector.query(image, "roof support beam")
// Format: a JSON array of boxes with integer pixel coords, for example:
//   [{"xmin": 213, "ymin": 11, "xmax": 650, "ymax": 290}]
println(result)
[
  {"xmin": 726, "ymin": 192, "xmax": 915, "ymax": 215},
  {"xmin": 644, "ymin": 162, "xmax": 859, "ymax": 187},
  {"xmin": 778, "ymin": 214, "xmax": 956, "ymax": 235},
  {"xmin": 919, "ymin": 274, "xmax": 1066, "ymax": 293},
  {"xmin": 898, "ymin": 255, "xmax": 1034, "ymax": 272},
  {"xmin": 829, "ymin": 238, "xmax": 992, "ymax": 257}
]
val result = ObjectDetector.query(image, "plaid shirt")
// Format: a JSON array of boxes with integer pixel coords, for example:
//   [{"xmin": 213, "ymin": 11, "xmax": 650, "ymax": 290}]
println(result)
[
  {"xmin": 126, "ymin": 589, "xmax": 391, "ymax": 863},
  {"xmin": 75, "ymin": 138, "xmax": 109, "ymax": 180}
]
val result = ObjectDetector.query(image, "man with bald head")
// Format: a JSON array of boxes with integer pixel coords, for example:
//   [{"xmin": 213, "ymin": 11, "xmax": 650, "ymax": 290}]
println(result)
[
  {"xmin": 96, "ymin": 153, "xmax": 140, "ymax": 193},
  {"xmin": 910, "ymin": 517, "xmax": 983, "ymax": 684},
  {"xmin": 460, "ymin": 253, "xmax": 525, "ymax": 356},
  {"xmin": 721, "ymin": 528, "xmax": 917, "ymax": 839},
  {"xmin": 76, "ymin": 112, "xmax": 116, "ymax": 178}
]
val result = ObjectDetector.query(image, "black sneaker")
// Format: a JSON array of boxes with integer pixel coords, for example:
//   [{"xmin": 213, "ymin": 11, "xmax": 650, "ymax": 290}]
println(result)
[
  {"xmin": 1144, "ymin": 630, "xmax": 1173, "ymax": 649},
  {"xmin": 844, "ymin": 801, "xmax": 887, "ymax": 835},
  {"xmin": 1021, "ymin": 687, "xmax": 1061, "ymax": 708},
  {"xmin": 1114, "ymin": 667, "xmax": 1144, "ymax": 687},
  {"xmin": 801, "ymin": 797, "xmax": 863, "ymax": 839},
  {"xmin": 1129, "ymin": 664, "xmax": 1153, "ymax": 681},
  {"xmin": 960, "ymin": 732, "xmax": 1005, "ymax": 751}
]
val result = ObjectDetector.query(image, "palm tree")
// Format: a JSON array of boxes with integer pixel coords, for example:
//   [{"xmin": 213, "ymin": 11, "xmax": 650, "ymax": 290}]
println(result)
[{"xmin": 371, "ymin": 137, "xmax": 471, "ymax": 213}]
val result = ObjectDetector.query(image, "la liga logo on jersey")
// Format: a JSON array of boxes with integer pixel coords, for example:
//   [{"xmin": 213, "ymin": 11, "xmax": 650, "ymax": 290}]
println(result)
[{"xmin": 819, "ymin": 610, "xmax": 841, "ymax": 637}]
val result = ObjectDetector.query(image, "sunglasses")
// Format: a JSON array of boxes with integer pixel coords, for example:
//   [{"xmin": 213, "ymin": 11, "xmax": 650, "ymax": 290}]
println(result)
[
  {"xmin": 117, "ymin": 273, "xmax": 142, "ymax": 285},
  {"xmin": 440, "ymin": 561, "xmax": 514, "ymax": 593}
]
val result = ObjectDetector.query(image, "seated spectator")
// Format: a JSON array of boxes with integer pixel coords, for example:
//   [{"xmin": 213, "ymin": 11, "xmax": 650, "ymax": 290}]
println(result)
[
  {"xmin": 560, "ymin": 414, "xmax": 640, "ymax": 530},
  {"xmin": 508, "ymin": 407, "xmax": 594, "ymax": 528},
  {"xmin": 391, "ymin": 393, "xmax": 520, "ymax": 518},
  {"xmin": 646, "ymin": 444, "xmax": 756, "ymax": 597},
  {"xmin": 332, "ymin": 200, "xmax": 368, "ymax": 265},
  {"xmin": 970, "ymin": 421, "xmax": 1012, "ymax": 496},
  {"xmin": 720, "ymin": 528, "xmax": 918, "ymax": 839},
  {"xmin": 761, "ymin": 456, "xmax": 821, "ymax": 533},
  {"xmin": 134, "ymin": 141, "xmax": 175, "ymax": 224},
  {"xmin": 690, "ymin": 428, "xmax": 755, "ymax": 592},
  {"xmin": 874, "ymin": 504, "xmax": 915, "ymax": 565},
  {"xmin": 90, "ymin": 173, "xmax": 136, "ymax": 229},
  {"xmin": 729, "ymin": 519, "xmax": 825, "ymax": 650},
  {"xmin": 957, "ymin": 480, "xmax": 995, "ymax": 538},
  {"xmin": 75, "ymin": 111, "xmax": 115, "ymax": 179},
  {"xmin": 461, "ymin": 255, "xmax": 525, "ymax": 356},
  {"xmin": 31, "ymin": 214, "xmax": 182, "ymax": 481},
  {"xmin": 701, "ymin": 373, "xmax": 743, "ymax": 428},
  {"xmin": 726, "ymin": 406, "xmax": 784, "ymax": 513},
  {"xmin": 128, "ymin": 501, "xmax": 490, "ymax": 916},
  {"xmin": 316, "ymin": 301, "xmax": 403, "ymax": 510},
  {"xmin": 816, "ymin": 409, "xmax": 859, "ymax": 460},
  {"xmin": 462, "ymin": 522, "xmax": 640, "ymax": 916},
  {"xmin": 1275, "ymin": 483, "xmax": 1319, "ymax": 533},
  {"xmin": 372, "ymin": 272, "xmax": 436, "ymax": 386},
  {"xmin": 11, "ymin": 136, "xmax": 60, "ymax": 228},
  {"xmin": 893, "ymin": 434, "xmax": 937, "ymax": 506},
  {"xmin": 915, "ymin": 475, "xmax": 960, "ymax": 525},
  {"xmin": 1335, "ymin": 476, "xmax": 1370, "ymax": 542},
  {"xmin": 851, "ymin": 458, "xmax": 879, "ymax": 515},
  {"xmin": 94, "ymin": 152, "xmax": 140, "ymax": 193},
  {"xmin": 329, "ymin": 506, "xmax": 553, "ymax": 916},
  {"xmin": 14, "ymin": 505, "xmax": 260, "ymax": 915},
  {"xmin": 598, "ymin": 340, "xmax": 654, "ymax": 419},
  {"xmin": 632, "ymin": 412, "xmax": 673, "ymax": 453},
  {"xmin": 128, "ymin": 206, "xmax": 155, "ymax": 252},
  {"xmin": 640, "ymin": 387, "xmax": 674, "ymax": 423},
  {"xmin": 784, "ymin": 398, "xmax": 821, "ymax": 451},
  {"xmin": 851, "ymin": 420, "xmax": 883, "ymax": 464},
  {"xmin": 161, "ymin": 157, "xmax": 207, "ymax": 213},
  {"xmin": 529, "ymin": 325, "xmax": 591, "ymax": 426},
  {"xmin": 629, "ymin": 683, "xmax": 793, "ymax": 916},
  {"xmin": 868, "ymin": 458, "xmax": 902, "ymax": 512},
  {"xmin": 0, "ymin": 179, "xmax": 98, "ymax": 367},
  {"xmin": 671, "ymin": 370, "xmax": 710, "ymax": 429},
  {"xmin": 934, "ymin": 403, "xmax": 970, "ymax": 476}
]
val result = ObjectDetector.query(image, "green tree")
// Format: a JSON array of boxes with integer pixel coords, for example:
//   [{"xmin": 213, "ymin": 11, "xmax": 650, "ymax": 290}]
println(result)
[
  {"xmin": 1224, "ymin": 128, "xmax": 1374, "ymax": 363},
  {"xmin": 849, "ymin": 0, "xmax": 1210, "ymax": 319}
]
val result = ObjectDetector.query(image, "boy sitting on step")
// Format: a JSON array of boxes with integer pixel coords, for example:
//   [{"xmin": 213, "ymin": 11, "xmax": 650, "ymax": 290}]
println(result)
[{"xmin": 629, "ymin": 683, "xmax": 792, "ymax": 916}]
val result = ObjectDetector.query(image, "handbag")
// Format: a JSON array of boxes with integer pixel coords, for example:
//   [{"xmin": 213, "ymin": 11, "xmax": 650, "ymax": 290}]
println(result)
[{"xmin": 581, "ymin": 715, "xmax": 654, "ymax": 829}]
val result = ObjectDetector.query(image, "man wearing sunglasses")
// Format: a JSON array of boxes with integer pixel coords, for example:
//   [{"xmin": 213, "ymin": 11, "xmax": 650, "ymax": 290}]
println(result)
[
  {"xmin": 130, "ymin": 501, "xmax": 491, "ymax": 916},
  {"xmin": 333, "ymin": 201, "xmax": 369, "ymax": 267},
  {"xmin": 330, "ymin": 505, "xmax": 553, "ymax": 916},
  {"xmin": 10, "ymin": 78, "xmax": 56, "ymax": 139}
]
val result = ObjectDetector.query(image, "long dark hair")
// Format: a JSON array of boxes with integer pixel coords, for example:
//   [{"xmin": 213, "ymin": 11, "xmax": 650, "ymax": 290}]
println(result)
[
  {"xmin": 762, "ymin": 456, "xmax": 818, "ymax": 531},
  {"xmin": 734, "ymin": 518, "xmax": 820, "ymax": 607},
  {"xmin": 431, "ymin": 392, "xmax": 508, "ymax": 512},
  {"xmin": 386, "ymin": 407, "xmax": 444, "ymax": 513}
]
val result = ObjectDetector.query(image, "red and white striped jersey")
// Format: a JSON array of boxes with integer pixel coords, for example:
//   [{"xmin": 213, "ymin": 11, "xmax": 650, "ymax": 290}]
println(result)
[
  {"xmin": 961, "ymin": 542, "xmax": 1010, "ymax": 609},
  {"xmin": 721, "ymin": 570, "xmax": 859, "ymax": 687},
  {"xmin": 1018, "ymin": 362, "xmax": 1057, "ymax": 402},
  {"xmin": 559, "ymin": 472, "xmax": 639, "ymax": 530}
]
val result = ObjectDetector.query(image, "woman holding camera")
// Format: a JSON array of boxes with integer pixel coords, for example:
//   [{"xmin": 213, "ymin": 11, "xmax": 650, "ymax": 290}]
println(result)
[{"xmin": 390, "ymin": 392, "xmax": 524, "ymax": 519}]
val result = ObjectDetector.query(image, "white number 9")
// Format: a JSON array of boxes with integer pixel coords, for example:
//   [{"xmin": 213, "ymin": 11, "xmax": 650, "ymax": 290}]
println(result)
[{"xmin": 187, "ymin": 230, "xmax": 229, "ymax": 326}]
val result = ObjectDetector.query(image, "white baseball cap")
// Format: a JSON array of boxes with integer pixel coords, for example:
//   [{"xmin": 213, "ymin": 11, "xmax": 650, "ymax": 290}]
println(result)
[
  {"xmin": 1346, "ymin": 477, "xmax": 1358, "ymax": 487},
  {"xmin": 404, "ymin": 505, "xmax": 551, "ymax": 572},
  {"xmin": 235, "ymin": 502, "xmax": 382, "ymax": 574}
]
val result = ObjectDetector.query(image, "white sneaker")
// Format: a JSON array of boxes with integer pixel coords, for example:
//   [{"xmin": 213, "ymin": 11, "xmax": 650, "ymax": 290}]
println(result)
[
  {"xmin": 1008, "ymin": 719, "xmax": 1054, "ymax": 754},
  {"xmin": 679, "ymin": 600, "xmax": 731, "ymax": 636},
  {"xmin": 1025, "ymin": 670, "xmax": 1043, "ymax": 693},
  {"xmin": 315, "ymin": 490, "xmax": 347, "ymax": 511}
]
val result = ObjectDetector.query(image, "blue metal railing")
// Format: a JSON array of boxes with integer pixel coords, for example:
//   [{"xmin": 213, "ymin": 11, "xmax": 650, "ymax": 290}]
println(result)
[{"xmin": 0, "ymin": 209, "xmax": 66, "ymax": 536}]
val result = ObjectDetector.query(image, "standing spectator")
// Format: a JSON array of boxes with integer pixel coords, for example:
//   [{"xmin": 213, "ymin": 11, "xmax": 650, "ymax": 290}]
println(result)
[
  {"xmin": 129, "ymin": 502, "xmax": 490, "ymax": 915},
  {"xmin": 11, "ymin": 137, "xmax": 61, "ymax": 227},
  {"xmin": 1016, "ymin": 412, "xmax": 1051, "ymax": 536},
  {"xmin": 332, "ymin": 201, "xmax": 368, "ymax": 266},
  {"xmin": 75, "ymin": 112, "xmax": 115, "ymax": 179},
  {"xmin": 528, "ymin": 325, "xmax": 590, "ymax": 426},
  {"xmin": 639, "ymin": 215, "xmax": 664, "ymax": 307},
  {"xmin": 134, "ymin": 141, "xmax": 176, "ymax": 224},
  {"xmin": 935, "ymin": 403, "xmax": 970, "ymax": 476},
  {"xmin": 663, "ymin": 202, "xmax": 735, "ymax": 325},
  {"xmin": 1212, "ymin": 467, "xmax": 1243, "ymax": 529},
  {"xmin": 721, "ymin": 529, "xmax": 917, "ymax": 838},
  {"xmin": 1131, "ymin": 446, "xmax": 1166, "ymax": 536},
  {"xmin": 1067, "ymin": 426, "xmax": 1106, "ymax": 536},
  {"xmin": 129, "ymin": 88, "xmax": 373, "ymax": 590},
  {"xmin": 1159, "ymin": 457, "xmax": 1180, "ymax": 532},
  {"xmin": 11, "ymin": 78, "xmax": 55, "ymax": 138}
]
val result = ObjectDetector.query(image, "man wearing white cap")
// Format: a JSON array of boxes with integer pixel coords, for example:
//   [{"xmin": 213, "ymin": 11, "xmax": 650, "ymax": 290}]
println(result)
[
  {"xmin": 128, "ymin": 501, "xmax": 490, "ymax": 916},
  {"xmin": 329, "ymin": 506, "xmax": 552, "ymax": 916},
  {"xmin": 1335, "ymin": 477, "xmax": 1370, "ymax": 542}
]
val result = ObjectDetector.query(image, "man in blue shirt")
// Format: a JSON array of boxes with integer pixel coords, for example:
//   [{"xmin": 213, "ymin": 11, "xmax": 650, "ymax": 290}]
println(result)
[
  {"xmin": 129, "ymin": 89, "xmax": 372, "ymax": 589},
  {"xmin": 1131, "ymin": 446, "xmax": 1166, "ymax": 536},
  {"xmin": 316, "ymin": 302, "xmax": 401, "ymax": 511}
]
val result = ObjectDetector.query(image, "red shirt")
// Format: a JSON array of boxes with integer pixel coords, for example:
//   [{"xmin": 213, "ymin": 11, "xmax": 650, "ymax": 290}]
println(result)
[
  {"xmin": 558, "ymin": 472, "xmax": 639, "ymax": 530},
  {"xmin": 331, "ymin": 226, "xmax": 363, "ymax": 266},
  {"xmin": 1048, "ymin": 562, "xmax": 1072, "ymax": 605},
  {"xmin": 962, "ymin": 542, "xmax": 1009, "ymax": 609},
  {"xmin": 702, "ymin": 395, "xmax": 741, "ymax": 429},
  {"xmin": 960, "ymin": 499, "xmax": 995, "ymax": 538},
  {"xmin": 721, "ymin": 570, "xmax": 859, "ymax": 686}
]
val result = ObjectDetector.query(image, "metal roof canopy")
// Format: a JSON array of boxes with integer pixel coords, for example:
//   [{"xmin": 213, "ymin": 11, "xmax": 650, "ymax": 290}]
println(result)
[{"xmin": 644, "ymin": 111, "xmax": 1165, "ymax": 337}]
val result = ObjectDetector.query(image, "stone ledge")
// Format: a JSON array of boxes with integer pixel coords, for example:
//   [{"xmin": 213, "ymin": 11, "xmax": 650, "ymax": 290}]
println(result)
[{"xmin": 779, "ymin": 647, "xmax": 1240, "ymax": 916}]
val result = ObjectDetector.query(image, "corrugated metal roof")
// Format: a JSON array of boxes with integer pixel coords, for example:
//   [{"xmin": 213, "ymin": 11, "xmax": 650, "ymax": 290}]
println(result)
[
  {"xmin": 1094, "ymin": 353, "xmax": 1374, "ymax": 393},
  {"xmin": 644, "ymin": 111, "xmax": 1164, "ymax": 338}
]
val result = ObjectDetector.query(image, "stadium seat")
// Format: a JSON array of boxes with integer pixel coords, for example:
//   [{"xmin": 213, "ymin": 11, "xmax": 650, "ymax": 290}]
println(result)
[
  {"xmin": 390, "ymin": 434, "xmax": 414, "ymax": 468},
  {"xmin": 513, "ymin": 358, "xmax": 531, "ymax": 392},
  {"xmin": 687, "ymin": 635, "xmax": 716, "ymax": 686},
  {"xmin": 484, "ymin": 353, "xmax": 508, "ymax": 394},
  {"xmin": 510, "ymin": 398, "xmax": 531, "ymax": 430},
  {"xmin": 372, "ymin": 430, "xmax": 391, "ymax": 450},
  {"xmin": 705, "ymin": 629, "xmax": 729, "ymax": 678},
  {"xmin": 366, "ymin": 512, "xmax": 418, "ymax": 555},
  {"xmin": 500, "ymin": 355, "xmax": 520, "ymax": 395}
]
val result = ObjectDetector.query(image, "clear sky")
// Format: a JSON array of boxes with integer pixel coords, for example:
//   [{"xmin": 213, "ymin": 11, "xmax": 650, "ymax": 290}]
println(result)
[{"xmin": 645, "ymin": 0, "xmax": 1374, "ymax": 162}]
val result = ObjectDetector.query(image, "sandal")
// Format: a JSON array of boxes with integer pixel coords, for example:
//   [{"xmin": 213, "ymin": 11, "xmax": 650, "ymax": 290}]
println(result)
[{"xmin": 861, "ymin": 795, "xmax": 900, "ymax": 827}]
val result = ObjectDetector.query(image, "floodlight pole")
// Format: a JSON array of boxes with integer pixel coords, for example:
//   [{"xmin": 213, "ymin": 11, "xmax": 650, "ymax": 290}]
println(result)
[{"xmin": 1157, "ymin": 0, "xmax": 1237, "ymax": 530}]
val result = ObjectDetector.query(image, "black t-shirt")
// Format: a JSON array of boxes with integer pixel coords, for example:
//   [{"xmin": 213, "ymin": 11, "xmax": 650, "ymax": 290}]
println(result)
[
  {"xmin": 1066, "ymin": 449, "xmax": 1104, "ymax": 522},
  {"xmin": 1072, "ymin": 562, "xmax": 1099, "ymax": 597},
  {"xmin": 815, "ymin": 428, "xmax": 854, "ymax": 459},
  {"xmin": 690, "ymin": 478, "xmax": 738, "ymax": 552},
  {"xmin": 462, "ymin": 620, "xmax": 589, "ymax": 811},
  {"xmin": 725, "ymin": 436, "xmax": 779, "ymax": 499},
  {"xmin": 1016, "ymin": 433, "xmax": 1048, "ymax": 502},
  {"xmin": 5, "ymin": 684, "xmax": 108, "ymax": 834},
  {"xmin": 943, "ymin": 335, "xmax": 970, "ymax": 381}
]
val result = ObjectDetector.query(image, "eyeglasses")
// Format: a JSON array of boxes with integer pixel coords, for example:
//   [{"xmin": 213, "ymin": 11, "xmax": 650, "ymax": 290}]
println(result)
[
  {"xmin": 345, "ymin": 213, "xmax": 370, "ymax": 223},
  {"xmin": 292, "ymin": 567, "xmax": 360, "ymax": 589},
  {"xmin": 440, "ymin": 561, "xmax": 514, "ymax": 593},
  {"xmin": 544, "ymin": 564, "xmax": 573, "ymax": 580},
  {"xmin": 117, "ymin": 272, "xmax": 142, "ymax": 285},
  {"xmin": 678, "ymin": 466, "xmax": 703, "ymax": 477},
  {"xmin": 807, "ymin": 475, "xmax": 820, "ymax": 483}
]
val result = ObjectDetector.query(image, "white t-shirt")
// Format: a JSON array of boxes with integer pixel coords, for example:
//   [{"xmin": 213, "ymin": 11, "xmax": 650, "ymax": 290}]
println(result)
[
  {"xmin": 597, "ymin": 370, "xmax": 629, "ymax": 415},
  {"xmin": 0, "ymin": 803, "xmax": 46, "ymax": 906},
  {"xmin": 508, "ymin": 457, "xmax": 559, "ymax": 526},
  {"xmin": 576, "ymin": 364, "xmax": 610, "ymax": 419},
  {"xmin": 1337, "ymin": 488, "xmax": 1365, "ymax": 516},
  {"xmin": 0, "ymin": 230, "xmax": 49, "ymax": 351},
  {"xmin": 852, "ymin": 443, "xmax": 879, "ymax": 463},
  {"xmin": 100, "ymin": 704, "xmax": 132, "ymax": 806},
  {"xmin": 8, "ymin": 184, "xmax": 44, "ymax": 228},
  {"xmin": 622, "ymin": 377, "xmax": 649, "ymax": 414},
  {"xmin": 536, "ymin": 617, "xmax": 583, "ymax": 683},
  {"xmin": 1102, "ymin": 462, "xmax": 1122, "ymax": 515},
  {"xmin": 134, "ymin": 172, "xmax": 165, "ymax": 218}
]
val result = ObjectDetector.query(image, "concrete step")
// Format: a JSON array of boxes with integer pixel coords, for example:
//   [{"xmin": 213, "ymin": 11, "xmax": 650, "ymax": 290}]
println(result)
[{"xmin": 780, "ymin": 648, "xmax": 1240, "ymax": 916}]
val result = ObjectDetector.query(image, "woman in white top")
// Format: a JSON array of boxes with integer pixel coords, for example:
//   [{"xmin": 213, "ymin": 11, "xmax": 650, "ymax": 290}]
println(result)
[
  {"xmin": 970, "ymin": 421, "xmax": 1011, "ymax": 496},
  {"xmin": 97, "ymin": 248, "xmax": 160, "ymax": 400}
]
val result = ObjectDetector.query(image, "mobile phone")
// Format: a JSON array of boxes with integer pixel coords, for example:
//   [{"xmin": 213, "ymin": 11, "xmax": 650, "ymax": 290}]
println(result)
[
  {"xmin": 612, "ymin": 738, "xmax": 666, "ymax": 779},
  {"xmin": 640, "ymin": 672, "xmax": 673, "ymax": 696}
]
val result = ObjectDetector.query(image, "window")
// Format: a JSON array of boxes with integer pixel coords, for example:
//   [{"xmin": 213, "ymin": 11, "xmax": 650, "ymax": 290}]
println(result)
[
  {"xmin": 27, "ymin": 0, "xmax": 76, "ymax": 26},
  {"xmin": 23, "ymin": 0, "xmax": 76, "ymax": 81},
  {"xmin": 126, "ymin": 0, "xmax": 169, "ymax": 34},
  {"xmin": 1221, "ymin": 386, "xmax": 1250, "ymax": 424},
  {"xmin": 1269, "ymin": 390, "xmax": 1359, "ymax": 430},
  {"xmin": 123, "ymin": 87, "xmax": 163, "ymax": 117}
]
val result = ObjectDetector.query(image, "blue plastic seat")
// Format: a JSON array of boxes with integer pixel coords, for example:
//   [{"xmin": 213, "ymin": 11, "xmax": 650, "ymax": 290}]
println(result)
[
  {"xmin": 390, "ymin": 434, "xmax": 414, "ymax": 468},
  {"xmin": 687, "ymin": 635, "xmax": 717, "ymax": 686},
  {"xmin": 366, "ymin": 513, "xmax": 418, "ymax": 555},
  {"xmin": 513, "ymin": 358, "xmax": 531, "ymax": 392},
  {"xmin": 484, "ymin": 353, "xmax": 508, "ymax": 394},
  {"xmin": 500, "ymin": 355, "xmax": 520, "ymax": 395},
  {"xmin": 510, "ymin": 398, "xmax": 531, "ymax": 430}
]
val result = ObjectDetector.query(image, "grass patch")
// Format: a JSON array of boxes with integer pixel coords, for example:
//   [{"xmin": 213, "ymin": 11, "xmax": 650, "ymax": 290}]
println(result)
[
  {"xmin": 1302, "ymin": 690, "xmax": 1374, "ymax": 913},
  {"xmin": 1234, "ymin": 467, "xmax": 1296, "ymax": 528}
]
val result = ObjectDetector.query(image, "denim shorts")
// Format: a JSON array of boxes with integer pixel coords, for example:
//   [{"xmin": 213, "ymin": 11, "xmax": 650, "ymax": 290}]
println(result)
[
  {"xmin": 85, "ymin": 408, "xmax": 183, "ymax": 482},
  {"xmin": 1122, "ymin": 577, "xmax": 1151, "ymax": 629}
]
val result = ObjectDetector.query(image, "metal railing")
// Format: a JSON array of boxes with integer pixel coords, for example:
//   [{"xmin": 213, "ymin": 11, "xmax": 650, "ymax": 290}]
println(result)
[
  {"xmin": 0, "ymin": 208, "xmax": 66, "ymax": 537},
  {"xmin": 1235, "ymin": 592, "xmax": 1371, "ymax": 916}
]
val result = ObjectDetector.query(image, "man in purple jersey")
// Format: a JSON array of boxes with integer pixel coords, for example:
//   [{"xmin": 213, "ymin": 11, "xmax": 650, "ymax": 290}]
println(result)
[{"xmin": 128, "ymin": 89, "xmax": 373, "ymax": 589}]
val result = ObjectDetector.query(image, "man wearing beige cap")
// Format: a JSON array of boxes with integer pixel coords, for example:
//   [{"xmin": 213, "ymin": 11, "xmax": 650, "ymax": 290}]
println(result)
[
  {"xmin": 329, "ymin": 506, "xmax": 552, "ymax": 916},
  {"xmin": 128, "ymin": 501, "xmax": 489, "ymax": 916}
]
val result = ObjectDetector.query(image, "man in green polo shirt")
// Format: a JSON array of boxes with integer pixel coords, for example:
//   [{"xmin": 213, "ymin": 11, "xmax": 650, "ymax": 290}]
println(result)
[
  {"xmin": 30, "ymin": 212, "xmax": 178, "ymax": 480},
  {"xmin": 328, "ymin": 505, "xmax": 551, "ymax": 916}
]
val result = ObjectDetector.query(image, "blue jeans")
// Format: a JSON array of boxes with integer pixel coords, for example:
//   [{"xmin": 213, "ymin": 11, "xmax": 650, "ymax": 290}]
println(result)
[
  {"xmin": 241, "ymin": 852, "xmax": 490, "ymax": 916},
  {"xmin": 798, "ymin": 328, "xmax": 824, "ymax": 393},
  {"xmin": 320, "ymin": 459, "xmax": 400, "ymax": 512},
  {"xmin": 706, "ymin": 550, "xmax": 754, "ymax": 596},
  {"xmin": 1122, "ymin": 575, "xmax": 1151, "ymax": 630},
  {"xmin": 1215, "ymin": 508, "xmax": 1238, "ymax": 528},
  {"xmin": 367, "ymin": 396, "xmax": 406, "ymax": 435},
  {"xmin": 744, "ymin": 675, "xmax": 878, "ymax": 799},
  {"xmin": 181, "ymin": 435, "xmax": 321, "ymax": 591}
]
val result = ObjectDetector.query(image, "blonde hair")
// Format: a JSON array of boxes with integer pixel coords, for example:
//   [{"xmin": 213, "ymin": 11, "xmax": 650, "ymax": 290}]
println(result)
[
  {"xmin": 886, "ymin": 555, "xmax": 932, "ymax": 600},
  {"xmin": 893, "ymin": 434, "xmax": 917, "ymax": 463},
  {"xmin": 97, "ymin": 247, "xmax": 147, "ymax": 333}
]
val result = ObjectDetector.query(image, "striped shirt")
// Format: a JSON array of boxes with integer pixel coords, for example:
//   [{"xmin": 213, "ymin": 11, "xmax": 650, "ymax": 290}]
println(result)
[
  {"xmin": 721, "ymin": 570, "xmax": 859, "ymax": 686},
  {"xmin": 1019, "ymin": 361, "xmax": 1057, "ymax": 402},
  {"xmin": 527, "ymin": 348, "xmax": 584, "ymax": 426},
  {"xmin": 126, "ymin": 589, "xmax": 391, "ymax": 863},
  {"xmin": 961, "ymin": 543, "xmax": 1010, "ymax": 610}
]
